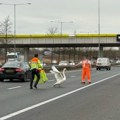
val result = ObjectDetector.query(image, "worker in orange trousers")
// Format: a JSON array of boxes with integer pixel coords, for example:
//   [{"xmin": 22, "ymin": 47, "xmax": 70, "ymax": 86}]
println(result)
[{"xmin": 75, "ymin": 56, "xmax": 91, "ymax": 84}]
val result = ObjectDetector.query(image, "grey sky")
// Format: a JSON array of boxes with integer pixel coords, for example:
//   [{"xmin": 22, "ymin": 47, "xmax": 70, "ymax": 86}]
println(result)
[{"xmin": 0, "ymin": 0, "xmax": 120, "ymax": 34}]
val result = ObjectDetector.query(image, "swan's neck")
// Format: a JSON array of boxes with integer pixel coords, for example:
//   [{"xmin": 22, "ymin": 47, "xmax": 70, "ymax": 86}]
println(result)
[{"xmin": 62, "ymin": 69, "xmax": 66, "ymax": 79}]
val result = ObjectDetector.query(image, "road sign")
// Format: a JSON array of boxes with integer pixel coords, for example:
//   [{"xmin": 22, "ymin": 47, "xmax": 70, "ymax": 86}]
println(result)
[{"xmin": 116, "ymin": 34, "xmax": 120, "ymax": 41}]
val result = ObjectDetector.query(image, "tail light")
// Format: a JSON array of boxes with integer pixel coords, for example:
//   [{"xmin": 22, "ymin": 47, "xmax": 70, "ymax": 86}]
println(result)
[
  {"xmin": 16, "ymin": 68, "xmax": 24, "ymax": 72},
  {"xmin": 0, "ymin": 68, "xmax": 4, "ymax": 72}
]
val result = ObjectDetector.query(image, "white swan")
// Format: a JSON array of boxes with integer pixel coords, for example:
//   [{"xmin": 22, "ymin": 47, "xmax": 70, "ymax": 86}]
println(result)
[{"xmin": 50, "ymin": 66, "xmax": 66, "ymax": 87}]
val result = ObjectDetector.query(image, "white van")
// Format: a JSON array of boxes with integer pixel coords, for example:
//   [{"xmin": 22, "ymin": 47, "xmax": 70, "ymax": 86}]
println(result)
[
  {"xmin": 7, "ymin": 52, "xmax": 19, "ymax": 61},
  {"xmin": 96, "ymin": 57, "xmax": 111, "ymax": 70}
]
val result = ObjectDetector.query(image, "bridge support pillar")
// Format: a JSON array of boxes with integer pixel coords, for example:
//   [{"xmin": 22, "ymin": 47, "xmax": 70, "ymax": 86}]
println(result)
[
  {"xmin": 24, "ymin": 47, "xmax": 29, "ymax": 61},
  {"xmin": 98, "ymin": 46, "xmax": 103, "ymax": 57}
]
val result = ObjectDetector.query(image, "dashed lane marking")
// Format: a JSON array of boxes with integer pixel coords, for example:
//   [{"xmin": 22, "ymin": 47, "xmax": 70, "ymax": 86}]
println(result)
[
  {"xmin": 48, "ymin": 79, "xmax": 55, "ymax": 82},
  {"xmin": 8, "ymin": 86, "xmax": 22, "ymax": 90},
  {"xmin": 71, "ymin": 76, "xmax": 76, "ymax": 78}
]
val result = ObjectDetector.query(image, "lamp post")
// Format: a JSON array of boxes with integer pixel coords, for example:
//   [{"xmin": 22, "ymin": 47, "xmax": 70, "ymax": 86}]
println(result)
[
  {"xmin": 50, "ymin": 21, "xmax": 73, "ymax": 35},
  {"xmin": 0, "ymin": 2, "xmax": 31, "ymax": 53},
  {"xmin": 98, "ymin": 0, "xmax": 101, "ymax": 57},
  {"xmin": 50, "ymin": 20, "xmax": 73, "ymax": 61}
]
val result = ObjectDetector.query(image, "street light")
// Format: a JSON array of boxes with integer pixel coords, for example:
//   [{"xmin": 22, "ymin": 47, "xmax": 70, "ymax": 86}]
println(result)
[
  {"xmin": 50, "ymin": 21, "xmax": 73, "ymax": 35},
  {"xmin": 0, "ymin": 2, "xmax": 31, "ymax": 53},
  {"xmin": 50, "ymin": 20, "xmax": 73, "ymax": 61},
  {"xmin": 98, "ymin": 0, "xmax": 101, "ymax": 57}
]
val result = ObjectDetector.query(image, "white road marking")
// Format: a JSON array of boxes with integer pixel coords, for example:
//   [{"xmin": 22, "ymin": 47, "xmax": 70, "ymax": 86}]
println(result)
[
  {"xmin": 1, "ymin": 72, "xmax": 120, "ymax": 120},
  {"xmin": 8, "ymin": 86, "xmax": 22, "ymax": 90},
  {"xmin": 71, "ymin": 76, "xmax": 76, "ymax": 78},
  {"xmin": 48, "ymin": 79, "xmax": 55, "ymax": 82}
]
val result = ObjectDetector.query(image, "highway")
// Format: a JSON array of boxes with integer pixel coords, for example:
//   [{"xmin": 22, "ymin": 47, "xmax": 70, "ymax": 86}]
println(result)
[{"xmin": 0, "ymin": 66, "xmax": 120, "ymax": 120}]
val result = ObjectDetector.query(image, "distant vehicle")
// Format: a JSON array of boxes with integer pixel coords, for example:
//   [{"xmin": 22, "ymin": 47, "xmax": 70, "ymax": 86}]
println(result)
[
  {"xmin": 96, "ymin": 57, "xmax": 111, "ymax": 70},
  {"xmin": 69, "ymin": 60, "xmax": 75, "ymax": 66},
  {"xmin": 52, "ymin": 60, "xmax": 58, "ymax": 65},
  {"xmin": 43, "ymin": 50, "xmax": 51, "ymax": 56},
  {"xmin": 0, "ymin": 61, "xmax": 31, "ymax": 82},
  {"xmin": 59, "ymin": 60, "xmax": 69, "ymax": 66},
  {"xmin": 7, "ymin": 52, "xmax": 24, "ymax": 61},
  {"xmin": 7, "ymin": 52, "xmax": 19, "ymax": 61},
  {"xmin": 90, "ymin": 59, "xmax": 97, "ymax": 65},
  {"xmin": 41, "ymin": 62, "xmax": 46, "ymax": 67},
  {"xmin": 116, "ymin": 60, "xmax": 120, "ymax": 64}
]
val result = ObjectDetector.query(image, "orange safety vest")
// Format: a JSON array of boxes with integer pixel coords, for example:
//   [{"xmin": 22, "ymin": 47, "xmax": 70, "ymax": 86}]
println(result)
[
  {"xmin": 82, "ymin": 60, "xmax": 91, "ymax": 69},
  {"xmin": 30, "ymin": 57, "xmax": 42, "ymax": 69}
]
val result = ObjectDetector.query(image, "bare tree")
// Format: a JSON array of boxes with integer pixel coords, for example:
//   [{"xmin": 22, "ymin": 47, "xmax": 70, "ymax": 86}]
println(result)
[
  {"xmin": 0, "ymin": 16, "xmax": 12, "ymax": 62},
  {"xmin": 47, "ymin": 27, "xmax": 58, "ymax": 34}
]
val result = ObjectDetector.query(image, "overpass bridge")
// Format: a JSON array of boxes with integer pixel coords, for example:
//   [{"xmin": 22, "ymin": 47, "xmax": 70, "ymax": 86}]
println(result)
[{"xmin": 0, "ymin": 34, "xmax": 119, "ymax": 61}]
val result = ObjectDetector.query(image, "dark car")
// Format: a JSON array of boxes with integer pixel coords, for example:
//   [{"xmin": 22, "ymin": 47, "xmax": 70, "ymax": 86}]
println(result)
[{"xmin": 0, "ymin": 61, "xmax": 31, "ymax": 82}]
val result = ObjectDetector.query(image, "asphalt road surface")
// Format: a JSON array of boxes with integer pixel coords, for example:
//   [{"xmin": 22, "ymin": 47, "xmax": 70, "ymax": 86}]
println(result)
[{"xmin": 0, "ymin": 66, "xmax": 120, "ymax": 120}]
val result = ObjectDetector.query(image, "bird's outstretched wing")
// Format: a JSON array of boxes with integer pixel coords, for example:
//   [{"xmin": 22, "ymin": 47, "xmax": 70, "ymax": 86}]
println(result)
[
  {"xmin": 51, "ymin": 66, "xmax": 60, "ymax": 73},
  {"xmin": 50, "ymin": 70, "xmax": 63, "ymax": 83},
  {"xmin": 50, "ymin": 66, "xmax": 67, "ymax": 86}
]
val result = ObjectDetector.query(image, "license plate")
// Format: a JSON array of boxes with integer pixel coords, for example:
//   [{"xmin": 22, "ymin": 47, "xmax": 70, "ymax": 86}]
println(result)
[{"xmin": 5, "ymin": 69, "xmax": 14, "ymax": 73}]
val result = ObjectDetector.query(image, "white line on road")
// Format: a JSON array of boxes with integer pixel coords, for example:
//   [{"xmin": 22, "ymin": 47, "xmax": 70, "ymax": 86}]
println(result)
[
  {"xmin": 71, "ymin": 76, "xmax": 76, "ymax": 78},
  {"xmin": 8, "ymin": 86, "xmax": 22, "ymax": 90},
  {"xmin": 48, "ymin": 79, "xmax": 55, "ymax": 82},
  {"xmin": 1, "ymin": 72, "xmax": 120, "ymax": 120}
]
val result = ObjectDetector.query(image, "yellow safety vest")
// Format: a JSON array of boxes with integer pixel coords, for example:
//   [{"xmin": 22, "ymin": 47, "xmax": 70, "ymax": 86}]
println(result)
[{"xmin": 30, "ymin": 57, "xmax": 43, "ymax": 69}]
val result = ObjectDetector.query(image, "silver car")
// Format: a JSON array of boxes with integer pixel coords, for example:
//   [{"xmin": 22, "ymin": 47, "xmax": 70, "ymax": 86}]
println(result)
[
  {"xmin": 96, "ymin": 57, "xmax": 111, "ymax": 70},
  {"xmin": 59, "ymin": 60, "xmax": 69, "ymax": 66}
]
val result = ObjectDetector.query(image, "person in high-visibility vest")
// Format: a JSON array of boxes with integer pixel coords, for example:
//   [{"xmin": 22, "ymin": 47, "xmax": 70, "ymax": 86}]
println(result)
[
  {"xmin": 29, "ymin": 54, "xmax": 43, "ymax": 89},
  {"xmin": 75, "ymin": 56, "xmax": 91, "ymax": 84}
]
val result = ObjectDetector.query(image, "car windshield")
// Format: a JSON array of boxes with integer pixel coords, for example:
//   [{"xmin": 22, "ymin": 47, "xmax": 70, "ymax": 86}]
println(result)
[
  {"xmin": 7, "ymin": 55, "xmax": 17, "ymax": 59},
  {"xmin": 97, "ymin": 58, "xmax": 108, "ymax": 62},
  {"xmin": 3, "ymin": 61, "xmax": 21, "ymax": 67}
]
